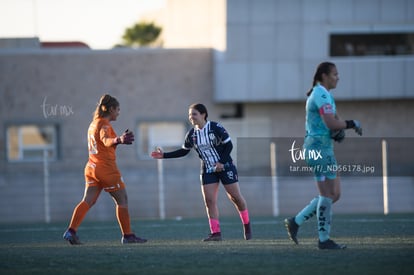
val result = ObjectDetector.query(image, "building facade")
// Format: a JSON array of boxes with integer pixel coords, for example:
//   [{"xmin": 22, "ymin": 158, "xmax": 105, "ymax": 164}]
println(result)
[{"xmin": 1, "ymin": 0, "xmax": 413, "ymax": 223}]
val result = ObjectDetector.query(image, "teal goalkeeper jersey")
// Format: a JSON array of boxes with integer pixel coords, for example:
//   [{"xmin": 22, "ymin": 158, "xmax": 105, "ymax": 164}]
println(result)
[{"xmin": 305, "ymin": 84, "xmax": 336, "ymax": 139}]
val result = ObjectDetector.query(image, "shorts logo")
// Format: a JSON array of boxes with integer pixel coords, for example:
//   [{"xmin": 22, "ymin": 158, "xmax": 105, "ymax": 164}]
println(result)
[{"xmin": 227, "ymin": 171, "xmax": 234, "ymax": 180}]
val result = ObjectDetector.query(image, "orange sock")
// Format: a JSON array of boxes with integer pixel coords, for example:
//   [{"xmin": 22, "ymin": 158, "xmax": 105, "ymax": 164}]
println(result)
[
  {"xmin": 68, "ymin": 201, "xmax": 90, "ymax": 231},
  {"xmin": 116, "ymin": 205, "xmax": 132, "ymax": 235}
]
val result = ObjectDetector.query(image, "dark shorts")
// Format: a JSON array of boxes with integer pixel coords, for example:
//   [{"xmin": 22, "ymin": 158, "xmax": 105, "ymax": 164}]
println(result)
[{"xmin": 201, "ymin": 164, "xmax": 239, "ymax": 185}]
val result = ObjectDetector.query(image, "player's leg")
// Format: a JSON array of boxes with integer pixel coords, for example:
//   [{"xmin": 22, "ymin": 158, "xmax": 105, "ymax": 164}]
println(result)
[
  {"xmin": 110, "ymin": 187, "xmax": 147, "ymax": 244},
  {"xmin": 332, "ymin": 175, "xmax": 341, "ymax": 203},
  {"xmin": 63, "ymin": 185, "xmax": 101, "ymax": 244},
  {"xmin": 284, "ymin": 196, "xmax": 319, "ymax": 244},
  {"xmin": 316, "ymin": 179, "xmax": 334, "ymax": 242},
  {"xmin": 201, "ymin": 181, "xmax": 222, "ymax": 241},
  {"xmin": 109, "ymin": 187, "xmax": 130, "ymax": 234},
  {"xmin": 223, "ymin": 182, "xmax": 252, "ymax": 240},
  {"xmin": 285, "ymin": 183, "xmax": 340, "ymax": 245},
  {"xmin": 223, "ymin": 181, "xmax": 247, "ymax": 211},
  {"xmin": 316, "ymin": 176, "xmax": 345, "ymax": 249},
  {"xmin": 70, "ymin": 185, "xmax": 102, "ymax": 229}
]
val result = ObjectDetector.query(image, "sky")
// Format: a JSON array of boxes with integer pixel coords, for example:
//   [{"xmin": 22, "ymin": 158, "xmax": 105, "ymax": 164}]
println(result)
[{"xmin": 0, "ymin": 0, "xmax": 166, "ymax": 49}]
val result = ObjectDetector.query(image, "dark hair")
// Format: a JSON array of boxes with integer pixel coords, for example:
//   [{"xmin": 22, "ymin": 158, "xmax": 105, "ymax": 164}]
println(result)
[
  {"xmin": 306, "ymin": 62, "xmax": 336, "ymax": 96},
  {"xmin": 93, "ymin": 94, "xmax": 119, "ymax": 119},
  {"xmin": 189, "ymin": 103, "xmax": 208, "ymax": 120}
]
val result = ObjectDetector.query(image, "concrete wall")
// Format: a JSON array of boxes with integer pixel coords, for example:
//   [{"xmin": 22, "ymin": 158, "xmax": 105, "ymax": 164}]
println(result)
[
  {"xmin": 0, "ymin": 48, "xmax": 217, "ymax": 223},
  {"xmin": 0, "ymin": 49, "xmax": 413, "ymax": 223},
  {"xmin": 1, "ymin": 0, "xmax": 414, "ymax": 223}
]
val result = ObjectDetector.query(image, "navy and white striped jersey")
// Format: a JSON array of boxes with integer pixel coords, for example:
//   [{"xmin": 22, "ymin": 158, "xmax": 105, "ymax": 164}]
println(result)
[{"xmin": 183, "ymin": 121, "xmax": 232, "ymax": 171}]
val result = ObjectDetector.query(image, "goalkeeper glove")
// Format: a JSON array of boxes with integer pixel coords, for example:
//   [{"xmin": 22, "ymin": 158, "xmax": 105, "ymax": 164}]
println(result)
[
  {"xmin": 331, "ymin": 129, "xmax": 346, "ymax": 143},
  {"xmin": 345, "ymin": 120, "xmax": 362, "ymax": 136},
  {"xmin": 116, "ymin": 129, "xmax": 135, "ymax": 145}
]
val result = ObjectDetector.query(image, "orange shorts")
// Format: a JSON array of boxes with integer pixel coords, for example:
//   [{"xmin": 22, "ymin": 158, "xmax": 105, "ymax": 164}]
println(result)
[{"xmin": 84, "ymin": 161, "xmax": 125, "ymax": 192}]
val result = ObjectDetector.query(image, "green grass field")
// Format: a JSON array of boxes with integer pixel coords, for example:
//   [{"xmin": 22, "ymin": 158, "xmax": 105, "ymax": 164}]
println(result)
[{"xmin": 1, "ymin": 214, "xmax": 413, "ymax": 275}]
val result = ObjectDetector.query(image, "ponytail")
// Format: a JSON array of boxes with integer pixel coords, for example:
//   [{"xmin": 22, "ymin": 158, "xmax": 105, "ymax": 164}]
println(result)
[
  {"xmin": 306, "ymin": 62, "xmax": 336, "ymax": 97},
  {"xmin": 93, "ymin": 94, "xmax": 119, "ymax": 119},
  {"xmin": 306, "ymin": 80, "xmax": 318, "ymax": 97}
]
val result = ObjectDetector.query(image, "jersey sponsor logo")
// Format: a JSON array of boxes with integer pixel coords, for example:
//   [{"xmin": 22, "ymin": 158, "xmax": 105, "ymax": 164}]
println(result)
[{"xmin": 197, "ymin": 143, "xmax": 213, "ymax": 151}]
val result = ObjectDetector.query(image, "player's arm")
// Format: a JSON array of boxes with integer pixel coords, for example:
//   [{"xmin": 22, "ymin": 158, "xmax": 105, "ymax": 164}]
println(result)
[
  {"xmin": 151, "ymin": 129, "xmax": 193, "ymax": 159},
  {"xmin": 212, "ymin": 140, "xmax": 233, "ymax": 172},
  {"xmin": 151, "ymin": 147, "xmax": 190, "ymax": 159},
  {"xmin": 213, "ymin": 124, "xmax": 233, "ymax": 170},
  {"xmin": 101, "ymin": 127, "xmax": 134, "ymax": 146},
  {"xmin": 114, "ymin": 129, "xmax": 134, "ymax": 145},
  {"xmin": 321, "ymin": 112, "xmax": 347, "ymax": 130},
  {"xmin": 218, "ymin": 140, "xmax": 232, "ymax": 164},
  {"xmin": 100, "ymin": 126, "xmax": 118, "ymax": 147},
  {"xmin": 320, "ymin": 104, "xmax": 362, "ymax": 135}
]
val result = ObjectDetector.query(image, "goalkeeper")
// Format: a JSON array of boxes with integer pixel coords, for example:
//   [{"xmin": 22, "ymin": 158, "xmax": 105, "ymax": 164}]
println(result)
[
  {"xmin": 284, "ymin": 62, "xmax": 362, "ymax": 250},
  {"xmin": 63, "ymin": 94, "xmax": 147, "ymax": 245}
]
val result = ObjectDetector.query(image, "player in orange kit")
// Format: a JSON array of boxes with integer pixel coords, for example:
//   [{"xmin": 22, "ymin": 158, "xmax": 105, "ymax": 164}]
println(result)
[{"xmin": 63, "ymin": 94, "xmax": 147, "ymax": 244}]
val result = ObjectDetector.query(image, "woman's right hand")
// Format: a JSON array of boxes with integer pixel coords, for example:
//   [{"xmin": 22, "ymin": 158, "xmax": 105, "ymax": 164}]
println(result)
[{"xmin": 150, "ymin": 147, "xmax": 163, "ymax": 159}]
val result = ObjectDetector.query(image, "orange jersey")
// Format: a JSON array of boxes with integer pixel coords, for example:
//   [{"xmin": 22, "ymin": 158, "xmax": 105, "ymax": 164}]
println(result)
[
  {"xmin": 87, "ymin": 117, "xmax": 117, "ymax": 166},
  {"xmin": 85, "ymin": 118, "xmax": 124, "ymax": 192}
]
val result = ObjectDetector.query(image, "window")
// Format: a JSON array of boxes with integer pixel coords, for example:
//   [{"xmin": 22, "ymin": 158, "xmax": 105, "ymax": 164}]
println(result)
[
  {"xmin": 7, "ymin": 124, "xmax": 58, "ymax": 162},
  {"xmin": 137, "ymin": 121, "xmax": 187, "ymax": 159},
  {"xmin": 330, "ymin": 32, "xmax": 414, "ymax": 57}
]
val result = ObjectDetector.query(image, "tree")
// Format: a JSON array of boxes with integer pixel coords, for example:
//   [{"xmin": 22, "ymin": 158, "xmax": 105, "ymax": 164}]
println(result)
[{"xmin": 120, "ymin": 21, "xmax": 162, "ymax": 47}]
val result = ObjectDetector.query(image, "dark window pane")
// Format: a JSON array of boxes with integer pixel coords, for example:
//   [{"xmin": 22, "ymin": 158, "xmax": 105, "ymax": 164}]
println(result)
[{"xmin": 330, "ymin": 33, "xmax": 414, "ymax": 56}]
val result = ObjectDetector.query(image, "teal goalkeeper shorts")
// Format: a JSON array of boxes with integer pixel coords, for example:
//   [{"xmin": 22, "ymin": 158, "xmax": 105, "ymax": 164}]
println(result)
[{"xmin": 304, "ymin": 136, "xmax": 337, "ymax": 181}]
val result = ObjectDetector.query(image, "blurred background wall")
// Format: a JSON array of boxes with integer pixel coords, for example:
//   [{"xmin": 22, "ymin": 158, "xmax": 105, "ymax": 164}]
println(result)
[{"xmin": 1, "ymin": 0, "xmax": 413, "ymax": 223}]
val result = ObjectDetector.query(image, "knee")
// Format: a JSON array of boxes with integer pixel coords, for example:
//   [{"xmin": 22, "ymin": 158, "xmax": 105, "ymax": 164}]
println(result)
[
  {"xmin": 228, "ymin": 195, "xmax": 246, "ymax": 208},
  {"xmin": 83, "ymin": 199, "xmax": 95, "ymax": 208},
  {"xmin": 204, "ymin": 197, "xmax": 216, "ymax": 208}
]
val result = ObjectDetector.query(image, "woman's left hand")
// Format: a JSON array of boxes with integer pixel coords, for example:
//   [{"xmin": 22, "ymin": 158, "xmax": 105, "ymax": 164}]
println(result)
[{"xmin": 214, "ymin": 162, "xmax": 225, "ymax": 172}]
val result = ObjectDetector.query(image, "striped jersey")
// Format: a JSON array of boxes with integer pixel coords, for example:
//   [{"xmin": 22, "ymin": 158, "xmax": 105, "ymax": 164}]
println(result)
[{"xmin": 183, "ymin": 121, "xmax": 232, "ymax": 171}]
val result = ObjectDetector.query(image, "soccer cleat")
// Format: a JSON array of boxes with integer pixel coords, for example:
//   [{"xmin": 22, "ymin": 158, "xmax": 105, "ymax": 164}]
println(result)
[
  {"xmin": 121, "ymin": 234, "xmax": 147, "ymax": 244},
  {"xmin": 63, "ymin": 229, "xmax": 82, "ymax": 245},
  {"xmin": 318, "ymin": 239, "xmax": 347, "ymax": 250},
  {"xmin": 203, "ymin": 232, "xmax": 222, "ymax": 242},
  {"xmin": 284, "ymin": 217, "xmax": 299, "ymax": 244},
  {"xmin": 243, "ymin": 222, "xmax": 252, "ymax": 240}
]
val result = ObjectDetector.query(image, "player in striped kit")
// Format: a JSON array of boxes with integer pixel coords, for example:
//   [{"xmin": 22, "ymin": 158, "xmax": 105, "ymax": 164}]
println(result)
[{"xmin": 151, "ymin": 103, "xmax": 251, "ymax": 241}]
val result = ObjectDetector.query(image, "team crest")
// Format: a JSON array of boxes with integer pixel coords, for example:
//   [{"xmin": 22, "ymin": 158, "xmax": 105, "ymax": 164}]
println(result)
[{"xmin": 227, "ymin": 171, "xmax": 234, "ymax": 180}]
